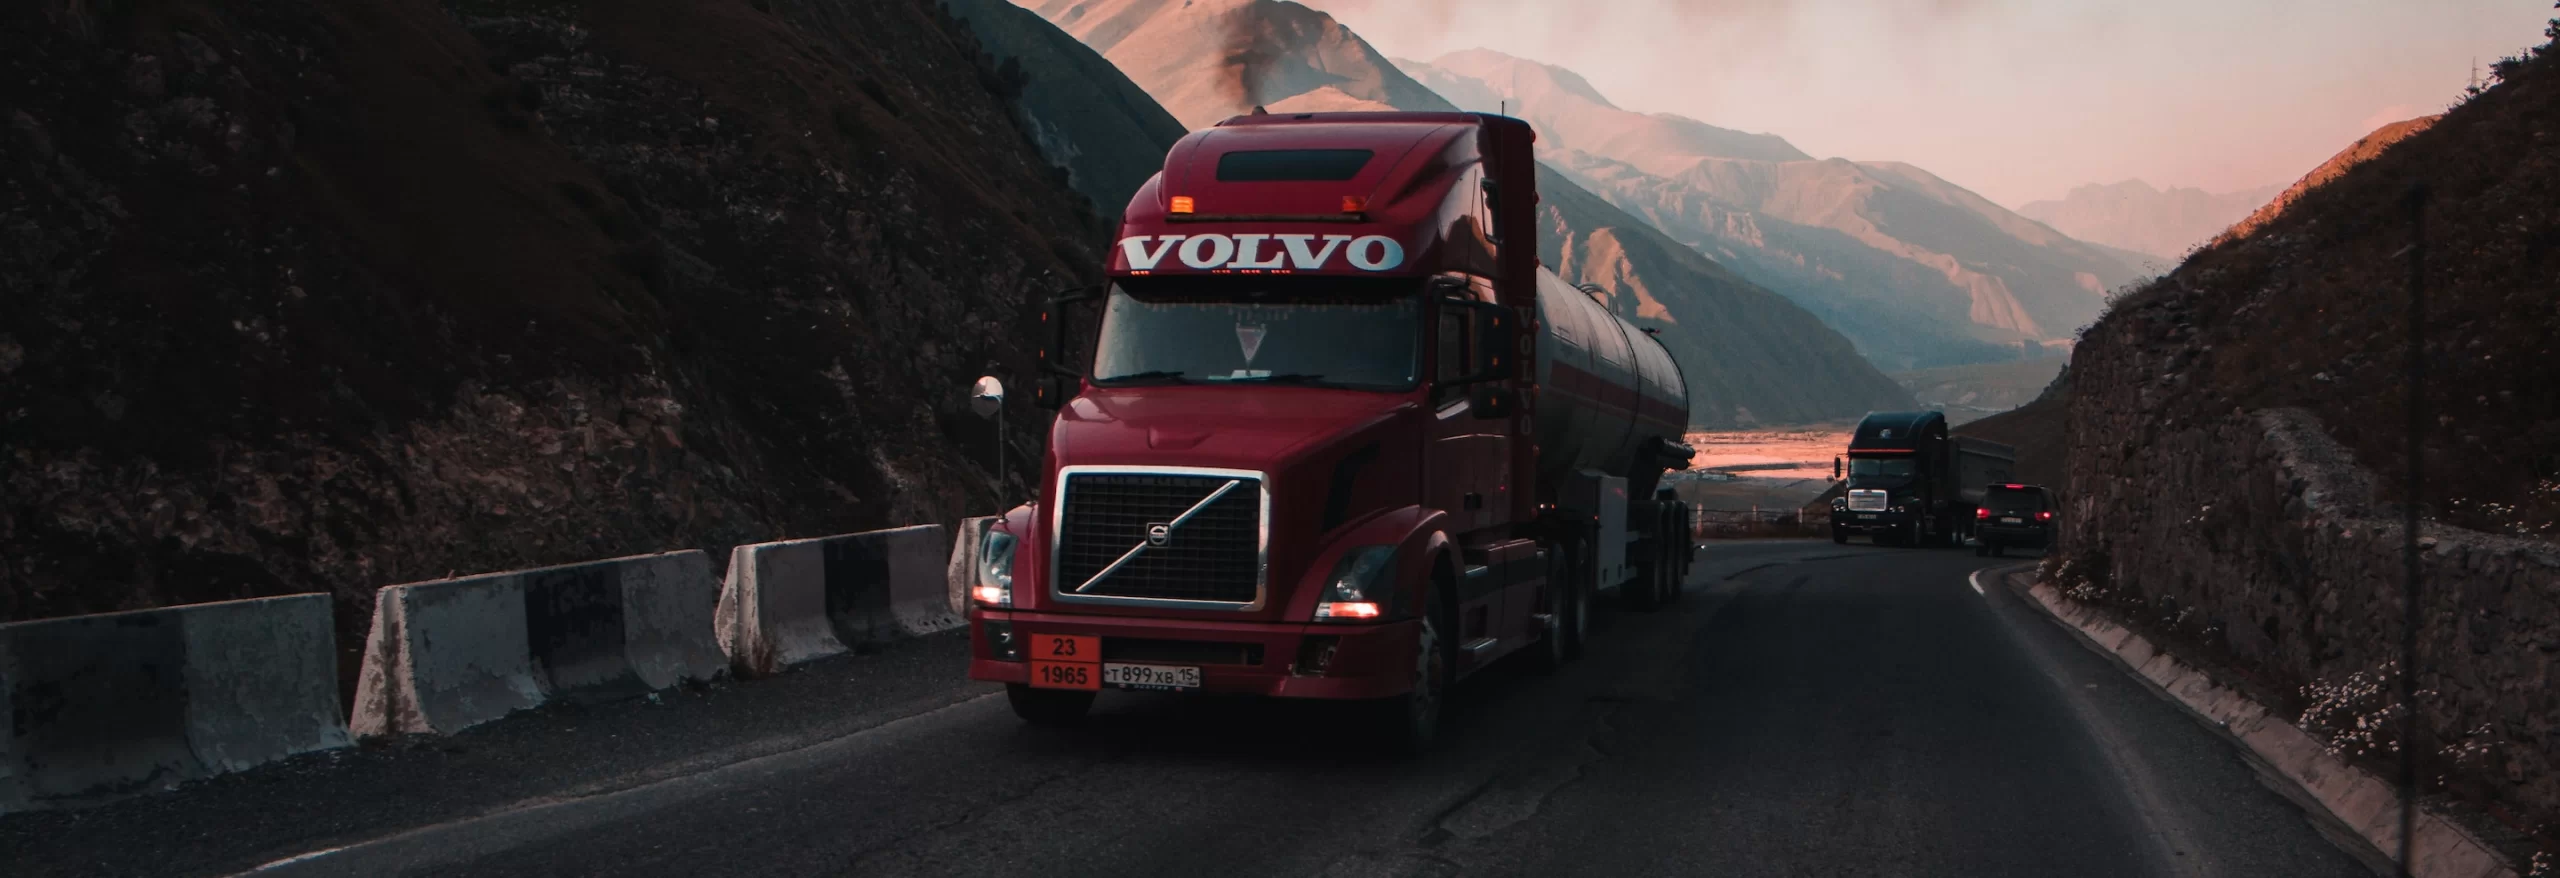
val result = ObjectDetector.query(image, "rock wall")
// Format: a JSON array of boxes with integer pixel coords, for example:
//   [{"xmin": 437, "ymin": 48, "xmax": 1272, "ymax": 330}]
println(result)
[
  {"xmin": 2056, "ymin": 386, "xmax": 2560, "ymax": 842},
  {"xmin": 1, "ymin": 0, "xmax": 1099, "ymax": 676}
]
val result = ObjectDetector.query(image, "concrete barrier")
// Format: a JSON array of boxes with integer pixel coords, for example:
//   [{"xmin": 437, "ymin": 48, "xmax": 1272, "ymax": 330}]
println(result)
[
  {"xmin": 714, "ymin": 525, "xmax": 961, "ymax": 677},
  {"xmin": 947, "ymin": 516, "xmax": 997, "ymax": 618},
  {"xmin": 0, "ymin": 594, "xmax": 348, "ymax": 813},
  {"xmin": 352, "ymin": 551, "xmax": 723, "ymax": 737},
  {"xmin": 717, "ymin": 538, "xmax": 850, "ymax": 677}
]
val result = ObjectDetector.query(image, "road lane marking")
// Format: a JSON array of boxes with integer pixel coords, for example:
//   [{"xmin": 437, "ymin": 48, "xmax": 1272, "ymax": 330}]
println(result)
[{"xmin": 227, "ymin": 690, "xmax": 1009, "ymax": 876}]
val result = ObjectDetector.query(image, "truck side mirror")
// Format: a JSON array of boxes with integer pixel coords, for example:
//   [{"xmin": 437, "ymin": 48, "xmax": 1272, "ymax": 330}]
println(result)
[
  {"xmin": 1459, "ymin": 302, "xmax": 1517, "ymax": 384},
  {"xmin": 1469, "ymin": 385, "xmax": 1517, "ymax": 419},
  {"xmin": 1035, "ymin": 284, "xmax": 1103, "ymax": 410},
  {"xmin": 1034, "ymin": 374, "xmax": 1079, "ymax": 410}
]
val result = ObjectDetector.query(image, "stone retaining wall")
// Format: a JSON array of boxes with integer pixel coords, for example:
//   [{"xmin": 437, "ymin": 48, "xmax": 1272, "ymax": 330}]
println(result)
[{"xmin": 2057, "ymin": 400, "xmax": 2560, "ymax": 843}]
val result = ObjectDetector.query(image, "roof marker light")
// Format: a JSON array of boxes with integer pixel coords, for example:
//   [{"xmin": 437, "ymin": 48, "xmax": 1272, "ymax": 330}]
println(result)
[
  {"xmin": 1342, "ymin": 195, "xmax": 1367, "ymax": 213},
  {"xmin": 1170, "ymin": 196, "xmax": 1195, "ymax": 214}
]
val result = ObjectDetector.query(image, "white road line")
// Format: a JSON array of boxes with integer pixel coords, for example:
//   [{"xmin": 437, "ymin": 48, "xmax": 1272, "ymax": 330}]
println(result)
[
  {"xmin": 1968, "ymin": 569, "xmax": 1987, "ymax": 595},
  {"xmin": 247, "ymin": 846, "xmax": 350, "ymax": 872}
]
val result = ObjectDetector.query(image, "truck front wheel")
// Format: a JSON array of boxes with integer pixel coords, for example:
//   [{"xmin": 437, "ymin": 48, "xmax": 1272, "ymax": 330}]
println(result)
[
  {"xmin": 1005, "ymin": 684, "xmax": 1094, "ymax": 727},
  {"xmin": 1373, "ymin": 595, "xmax": 1452, "ymax": 755}
]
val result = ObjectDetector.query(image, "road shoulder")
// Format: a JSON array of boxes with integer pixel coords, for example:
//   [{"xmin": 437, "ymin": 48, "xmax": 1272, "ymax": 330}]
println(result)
[{"xmin": 1988, "ymin": 565, "xmax": 2518, "ymax": 878}]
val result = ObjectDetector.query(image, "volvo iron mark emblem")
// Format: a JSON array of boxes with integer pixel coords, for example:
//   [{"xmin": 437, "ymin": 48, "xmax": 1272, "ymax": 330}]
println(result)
[{"xmin": 1146, "ymin": 522, "xmax": 1173, "ymax": 547}]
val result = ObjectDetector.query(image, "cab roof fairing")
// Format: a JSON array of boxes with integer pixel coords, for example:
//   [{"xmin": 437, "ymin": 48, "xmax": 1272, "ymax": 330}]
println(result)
[
  {"xmin": 1847, "ymin": 410, "xmax": 1949, "ymax": 452},
  {"xmin": 1110, "ymin": 115, "xmax": 1499, "ymax": 279}
]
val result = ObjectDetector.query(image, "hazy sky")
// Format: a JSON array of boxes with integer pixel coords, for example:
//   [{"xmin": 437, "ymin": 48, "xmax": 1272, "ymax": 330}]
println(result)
[{"xmin": 1299, "ymin": 0, "xmax": 2557, "ymax": 207}]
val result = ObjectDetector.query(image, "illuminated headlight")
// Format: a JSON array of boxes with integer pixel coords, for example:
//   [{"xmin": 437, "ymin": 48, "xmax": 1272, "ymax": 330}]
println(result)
[
  {"xmin": 1314, "ymin": 544, "xmax": 1396, "ymax": 621},
  {"xmin": 972, "ymin": 529, "xmax": 1016, "ymax": 607}
]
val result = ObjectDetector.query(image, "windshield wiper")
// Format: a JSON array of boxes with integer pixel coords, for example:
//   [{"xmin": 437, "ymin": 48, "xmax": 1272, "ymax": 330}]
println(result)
[
  {"xmin": 1096, "ymin": 370, "xmax": 1194, "ymax": 385},
  {"xmin": 1206, "ymin": 372, "xmax": 1330, "ymax": 384}
]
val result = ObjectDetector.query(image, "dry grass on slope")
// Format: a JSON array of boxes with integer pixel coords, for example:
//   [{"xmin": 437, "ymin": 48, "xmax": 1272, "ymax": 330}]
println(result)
[{"xmin": 2090, "ymin": 15, "xmax": 2560, "ymax": 539}]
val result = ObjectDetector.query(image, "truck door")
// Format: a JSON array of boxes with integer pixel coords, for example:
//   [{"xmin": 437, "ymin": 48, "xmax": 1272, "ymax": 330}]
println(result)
[{"xmin": 1430, "ymin": 283, "xmax": 1512, "ymax": 644}]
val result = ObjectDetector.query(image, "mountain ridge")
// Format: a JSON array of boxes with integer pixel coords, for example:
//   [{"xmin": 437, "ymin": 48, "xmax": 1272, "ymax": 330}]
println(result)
[
  {"xmin": 2015, "ymin": 179, "xmax": 2287, "ymax": 263},
  {"xmin": 1397, "ymin": 49, "xmax": 2146, "ymax": 369}
]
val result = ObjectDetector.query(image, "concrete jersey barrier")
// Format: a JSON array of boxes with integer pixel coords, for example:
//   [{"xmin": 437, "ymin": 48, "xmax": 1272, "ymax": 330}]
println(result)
[
  {"xmin": 353, "ymin": 551, "xmax": 723, "ymax": 737},
  {"xmin": 0, "ymin": 594, "xmax": 348, "ymax": 813},
  {"xmin": 716, "ymin": 524, "xmax": 962, "ymax": 677}
]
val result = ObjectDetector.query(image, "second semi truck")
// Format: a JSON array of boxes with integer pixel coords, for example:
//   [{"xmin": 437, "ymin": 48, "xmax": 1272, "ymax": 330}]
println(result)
[
  {"xmin": 965, "ymin": 110, "xmax": 1697, "ymax": 753},
  {"xmin": 1830, "ymin": 410, "xmax": 2014, "ymax": 547}
]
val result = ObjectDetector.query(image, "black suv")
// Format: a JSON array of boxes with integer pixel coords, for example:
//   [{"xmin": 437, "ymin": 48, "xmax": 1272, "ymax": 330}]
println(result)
[{"xmin": 1974, "ymin": 484, "xmax": 2056, "ymax": 557}]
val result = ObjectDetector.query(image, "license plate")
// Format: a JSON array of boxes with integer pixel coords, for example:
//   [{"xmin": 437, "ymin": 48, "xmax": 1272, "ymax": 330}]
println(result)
[
  {"xmin": 1029, "ymin": 660, "xmax": 1098, "ymax": 690},
  {"xmin": 2001, "ymin": 517, "xmax": 2022, "ymax": 524},
  {"xmin": 1102, "ymin": 663, "xmax": 1200, "ymax": 691},
  {"xmin": 1858, "ymin": 513, "xmax": 1876, "ymax": 519}
]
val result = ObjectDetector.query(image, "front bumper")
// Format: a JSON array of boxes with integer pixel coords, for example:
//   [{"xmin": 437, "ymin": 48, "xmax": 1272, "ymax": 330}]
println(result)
[
  {"xmin": 967, "ymin": 608, "xmax": 1421, "ymax": 700},
  {"xmin": 1832, "ymin": 509, "xmax": 1912, "ymax": 533}
]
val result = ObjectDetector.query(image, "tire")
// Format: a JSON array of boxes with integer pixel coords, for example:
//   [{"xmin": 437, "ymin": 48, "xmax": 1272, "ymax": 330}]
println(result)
[
  {"xmin": 1005, "ymin": 684, "xmax": 1094, "ymax": 727},
  {"xmin": 1531, "ymin": 546, "xmax": 1583, "ymax": 672},
  {"xmin": 1992, "ymin": 543, "xmax": 2007, "ymax": 558},
  {"xmin": 1831, "ymin": 527, "xmax": 1848, "ymax": 544},
  {"xmin": 1623, "ymin": 538, "xmax": 1662, "ymax": 611},
  {"xmin": 1373, "ymin": 590, "xmax": 1453, "ymax": 756},
  {"xmin": 1975, "ymin": 542, "xmax": 1989, "ymax": 557}
]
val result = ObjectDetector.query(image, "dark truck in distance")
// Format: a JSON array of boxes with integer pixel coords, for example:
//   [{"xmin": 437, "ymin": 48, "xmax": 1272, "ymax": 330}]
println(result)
[
  {"xmin": 1830, "ymin": 411, "xmax": 2014, "ymax": 547},
  {"xmin": 1974, "ymin": 483, "xmax": 2057, "ymax": 556}
]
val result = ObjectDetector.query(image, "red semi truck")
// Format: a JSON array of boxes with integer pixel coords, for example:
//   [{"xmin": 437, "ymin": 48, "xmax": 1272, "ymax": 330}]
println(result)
[{"xmin": 966, "ymin": 111, "xmax": 1695, "ymax": 752}]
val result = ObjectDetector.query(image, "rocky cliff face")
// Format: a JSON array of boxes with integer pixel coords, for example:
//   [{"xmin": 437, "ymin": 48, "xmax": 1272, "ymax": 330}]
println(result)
[
  {"xmin": 1, "ymin": 0, "xmax": 1101, "ymax": 651},
  {"xmin": 944, "ymin": 0, "xmax": 1190, "ymax": 215},
  {"xmin": 2051, "ymin": 22, "xmax": 2560, "ymax": 856}
]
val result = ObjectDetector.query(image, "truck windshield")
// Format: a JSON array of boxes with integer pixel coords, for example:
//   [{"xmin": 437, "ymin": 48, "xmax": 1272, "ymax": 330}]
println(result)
[
  {"xmin": 1849, "ymin": 457, "xmax": 1915, "ymax": 478},
  {"xmin": 1090, "ymin": 277, "xmax": 1420, "ymax": 391}
]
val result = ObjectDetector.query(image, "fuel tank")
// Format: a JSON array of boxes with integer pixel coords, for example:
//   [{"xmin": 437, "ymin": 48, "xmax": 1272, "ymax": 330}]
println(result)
[{"xmin": 1530, "ymin": 269, "xmax": 1690, "ymax": 486}]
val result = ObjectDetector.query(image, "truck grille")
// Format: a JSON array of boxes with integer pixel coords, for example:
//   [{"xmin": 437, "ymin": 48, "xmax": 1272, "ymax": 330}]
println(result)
[
  {"xmin": 1054, "ymin": 471, "xmax": 1264, "ymax": 605},
  {"xmin": 1847, "ymin": 489, "xmax": 1889, "ymax": 512}
]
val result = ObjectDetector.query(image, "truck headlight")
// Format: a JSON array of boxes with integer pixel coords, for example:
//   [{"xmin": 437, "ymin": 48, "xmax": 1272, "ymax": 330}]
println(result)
[
  {"xmin": 1314, "ymin": 544, "xmax": 1396, "ymax": 621},
  {"xmin": 973, "ymin": 530, "xmax": 1016, "ymax": 608}
]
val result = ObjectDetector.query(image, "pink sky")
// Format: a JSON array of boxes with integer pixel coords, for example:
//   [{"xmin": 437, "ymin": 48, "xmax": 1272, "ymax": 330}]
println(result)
[{"xmin": 1300, "ymin": 0, "xmax": 2557, "ymax": 207}]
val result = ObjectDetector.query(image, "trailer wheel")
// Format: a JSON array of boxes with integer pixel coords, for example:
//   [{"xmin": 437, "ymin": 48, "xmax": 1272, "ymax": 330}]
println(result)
[
  {"xmin": 1005, "ymin": 684, "xmax": 1094, "ymax": 727},
  {"xmin": 1623, "ymin": 551, "xmax": 1663, "ymax": 611},
  {"xmin": 1531, "ymin": 546, "xmax": 1585, "ymax": 671}
]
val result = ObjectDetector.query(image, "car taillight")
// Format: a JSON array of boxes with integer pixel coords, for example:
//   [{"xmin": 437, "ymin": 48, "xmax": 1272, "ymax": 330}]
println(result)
[
  {"xmin": 2037, "ymin": 511, "xmax": 2053, "ymax": 521},
  {"xmin": 1975, "ymin": 507, "xmax": 1989, "ymax": 520}
]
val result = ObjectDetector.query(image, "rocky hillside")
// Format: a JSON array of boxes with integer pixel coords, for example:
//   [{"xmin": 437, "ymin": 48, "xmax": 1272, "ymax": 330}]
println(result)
[
  {"xmin": 1406, "ymin": 50, "xmax": 2149, "ymax": 372},
  {"xmin": 944, "ymin": 0, "xmax": 1189, "ymax": 214},
  {"xmin": 1020, "ymin": 0, "xmax": 1914, "ymax": 426},
  {"xmin": 1, "ymin": 0, "xmax": 1101, "ymax": 642},
  {"xmin": 2213, "ymin": 114, "xmax": 2442, "ymax": 247},
  {"xmin": 2049, "ymin": 16, "xmax": 2560, "ymax": 859},
  {"xmin": 2017, "ymin": 179, "xmax": 2285, "ymax": 265}
]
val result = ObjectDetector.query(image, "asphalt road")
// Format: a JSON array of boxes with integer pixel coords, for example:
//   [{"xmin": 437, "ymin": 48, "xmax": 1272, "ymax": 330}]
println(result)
[{"xmin": 7, "ymin": 541, "xmax": 2380, "ymax": 877}]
